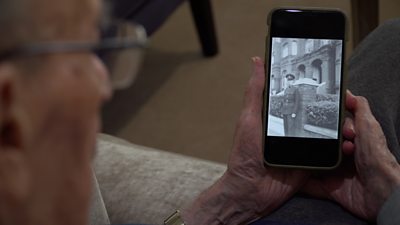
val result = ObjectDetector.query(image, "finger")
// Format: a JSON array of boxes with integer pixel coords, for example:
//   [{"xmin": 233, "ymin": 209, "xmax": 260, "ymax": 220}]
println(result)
[
  {"xmin": 342, "ymin": 116, "xmax": 355, "ymax": 155},
  {"xmin": 345, "ymin": 90, "xmax": 357, "ymax": 113},
  {"xmin": 342, "ymin": 140, "xmax": 355, "ymax": 155},
  {"xmin": 352, "ymin": 96, "xmax": 374, "ymax": 120},
  {"xmin": 242, "ymin": 57, "xmax": 265, "ymax": 117},
  {"xmin": 346, "ymin": 94, "xmax": 379, "ymax": 134},
  {"xmin": 342, "ymin": 117, "xmax": 355, "ymax": 140}
]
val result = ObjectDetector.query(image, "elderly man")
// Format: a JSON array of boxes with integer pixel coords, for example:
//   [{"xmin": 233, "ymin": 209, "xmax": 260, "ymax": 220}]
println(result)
[{"xmin": 0, "ymin": 0, "xmax": 400, "ymax": 225}]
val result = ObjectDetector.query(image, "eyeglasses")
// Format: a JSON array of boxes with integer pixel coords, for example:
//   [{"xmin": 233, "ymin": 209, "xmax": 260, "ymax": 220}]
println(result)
[{"xmin": 0, "ymin": 21, "xmax": 148, "ymax": 90}]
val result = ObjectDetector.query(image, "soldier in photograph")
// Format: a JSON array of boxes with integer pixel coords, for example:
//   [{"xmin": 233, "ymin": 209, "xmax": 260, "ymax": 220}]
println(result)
[{"xmin": 282, "ymin": 74, "xmax": 301, "ymax": 136}]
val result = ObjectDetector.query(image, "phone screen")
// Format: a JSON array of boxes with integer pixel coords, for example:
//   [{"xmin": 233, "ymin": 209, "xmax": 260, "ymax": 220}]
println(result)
[
  {"xmin": 267, "ymin": 37, "xmax": 343, "ymax": 139},
  {"xmin": 263, "ymin": 9, "xmax": 346, "ymax": 169}
]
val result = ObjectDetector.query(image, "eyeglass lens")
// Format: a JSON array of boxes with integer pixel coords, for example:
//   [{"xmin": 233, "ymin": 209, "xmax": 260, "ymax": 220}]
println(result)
[{"xmin": 99, "ymin": 22, "xmax": 146, "ymax": 90}]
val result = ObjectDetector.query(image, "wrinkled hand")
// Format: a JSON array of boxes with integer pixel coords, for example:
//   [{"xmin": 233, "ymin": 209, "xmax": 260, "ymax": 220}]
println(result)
[
  {"xmin": 222, "ymin": 57, "xmax": 309, "ymax": 216},
  {"xmin": 182, "ymin": 57, "xmax": 309, "ymax": 225},
  {"xmin": 303, "ymin": 91, "xmax": 400, "ymax": 221}
]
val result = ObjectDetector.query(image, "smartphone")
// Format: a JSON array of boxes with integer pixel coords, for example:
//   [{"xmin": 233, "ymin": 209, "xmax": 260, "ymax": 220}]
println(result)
[{"xmin": 263, "ymin": 8, "xmax": 347, "ymax": 169}]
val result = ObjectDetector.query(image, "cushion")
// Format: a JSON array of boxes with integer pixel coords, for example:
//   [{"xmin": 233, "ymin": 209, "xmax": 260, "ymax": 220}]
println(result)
[
  {"xmin": 93, "ymin": 134, "xmax": 226, "ymax": 224},
  {"xmin": 89, "ymin": 174, "xmax": 111, "ymax": 225}
]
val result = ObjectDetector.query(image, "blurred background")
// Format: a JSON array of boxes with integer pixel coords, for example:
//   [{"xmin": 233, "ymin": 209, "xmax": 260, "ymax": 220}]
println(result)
[{"xmin": 102, "ymin": 0, "xmax": 400, "ymax": 163}]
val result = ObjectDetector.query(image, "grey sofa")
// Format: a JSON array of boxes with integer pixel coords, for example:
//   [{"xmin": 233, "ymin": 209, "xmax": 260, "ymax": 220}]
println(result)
[{"xmin": 89, "ymin": 134, "xmax": 226, "ymax": 225}]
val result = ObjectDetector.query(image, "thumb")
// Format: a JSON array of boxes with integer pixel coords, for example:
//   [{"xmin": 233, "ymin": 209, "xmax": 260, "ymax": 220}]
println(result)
[{"xmin": 242, "ymin": 57, "xmax": 265, "ymax": 116}]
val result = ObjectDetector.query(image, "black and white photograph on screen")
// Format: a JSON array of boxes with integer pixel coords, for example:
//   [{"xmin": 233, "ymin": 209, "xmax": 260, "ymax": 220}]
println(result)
[{"xmin": 267, "ymin": 37, "xmax": 343, "ymax": 139}]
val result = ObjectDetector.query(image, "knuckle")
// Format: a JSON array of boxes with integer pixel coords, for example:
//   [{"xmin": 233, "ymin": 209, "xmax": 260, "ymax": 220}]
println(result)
[
  {"xmin": 244, "ymin": 85, "xmax": 253, "ymax": 100},
  {"xmin": 245, "ymin": 81, "xmax": 252, "ymax": 92},
  {"xmin": 357, "ymin": 96, "xmax": 369, "ymax": 105},
  {"xmin": 239, "ymin": 111, "xmax": 255, "ymax": 126}
]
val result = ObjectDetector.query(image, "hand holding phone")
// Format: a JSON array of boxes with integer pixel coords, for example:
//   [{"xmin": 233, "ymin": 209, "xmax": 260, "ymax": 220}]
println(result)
[{"xmin": 182, "ymin": 57, "xmax": 310, "ymax": 225}]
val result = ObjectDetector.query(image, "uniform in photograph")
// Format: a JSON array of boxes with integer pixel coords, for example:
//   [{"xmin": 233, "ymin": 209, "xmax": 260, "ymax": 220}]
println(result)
[{"xmin": 282, "ymin": 74, "xmax": 300, "ymax": 136}]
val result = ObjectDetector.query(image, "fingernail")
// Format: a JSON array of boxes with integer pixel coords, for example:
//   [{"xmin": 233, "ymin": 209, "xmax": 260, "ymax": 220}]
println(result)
[
  {"xmin": 345, "ymin": 117, "xmax": 355, "ymax": 136},
  {"xmin": 347, "ymin": 90, "xmax": 354, "ymax": 96},
  {"xmin": 251, "ymin": 56, "xmax": 261, "ymax": 64}
]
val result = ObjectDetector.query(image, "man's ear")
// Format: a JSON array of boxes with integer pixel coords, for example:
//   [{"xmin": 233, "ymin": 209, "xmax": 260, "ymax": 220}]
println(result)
[
  {"xmin": 0, "ymin": 63, "xmax": 31, "ymax": 203},
  {"xmin": 0, "ymin": 63, "xmax": 23, "ymax": 148}
]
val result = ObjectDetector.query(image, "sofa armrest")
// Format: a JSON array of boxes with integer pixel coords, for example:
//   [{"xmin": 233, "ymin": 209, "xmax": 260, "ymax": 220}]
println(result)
[
  {"xmin": 89, "ymin": 174, "xmax": 111, "ymax": 225},
  {"xmin": 93, "ymin": 134, "xmax": 226, "ymax": 225}
]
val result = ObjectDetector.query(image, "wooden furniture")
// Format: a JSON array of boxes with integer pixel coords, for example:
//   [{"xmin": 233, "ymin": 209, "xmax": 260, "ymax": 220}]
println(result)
[
  {"xmin": 351, "ymin": 0, "xmax": 379, "ymax": 47},
  {"xmin": 189, "ymin": 0, "xmax": 218, "ymax": 57},
  {"xmin": 112, "ymin": 0, "xmax": 219, "ymax": 57}
]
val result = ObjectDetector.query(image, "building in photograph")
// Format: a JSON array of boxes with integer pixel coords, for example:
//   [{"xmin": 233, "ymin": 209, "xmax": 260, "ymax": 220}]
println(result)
[{"xmin": 270, "ymin": 38, "xmax": 342, "ymax": 95}]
